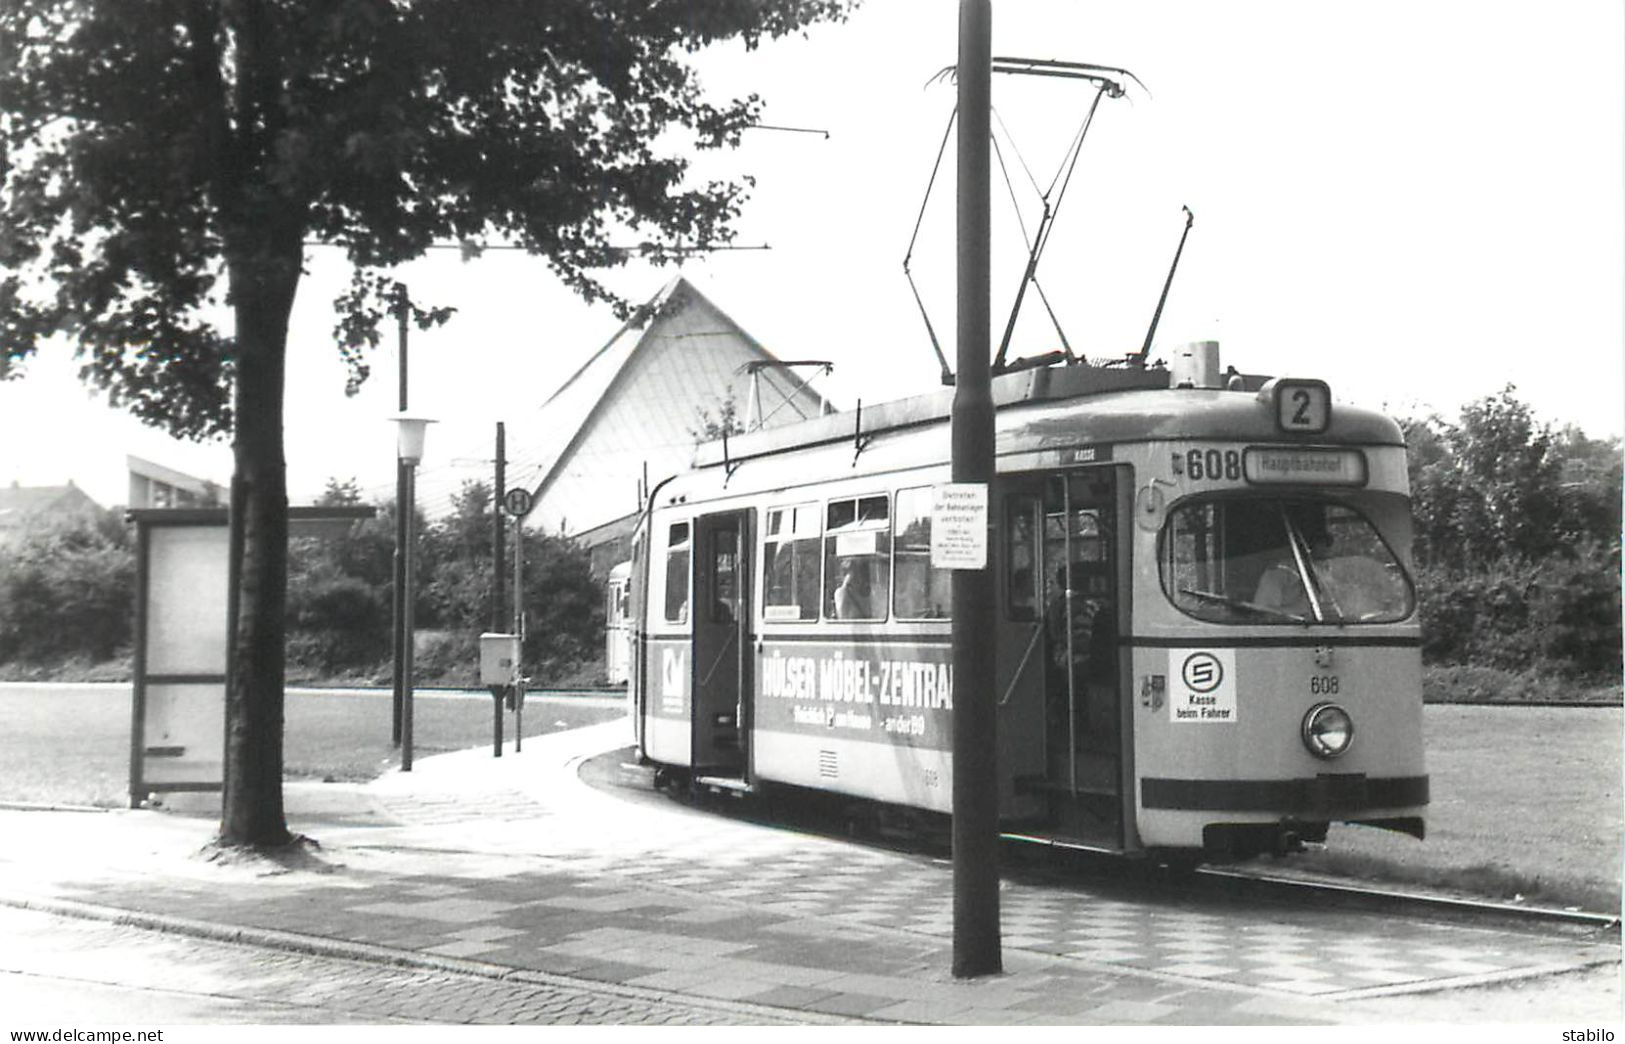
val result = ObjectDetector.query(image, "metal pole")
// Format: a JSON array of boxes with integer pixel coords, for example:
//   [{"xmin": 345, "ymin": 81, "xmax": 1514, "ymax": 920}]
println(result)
[
  {"xmin": 401, "ymin": 460, "xmax": 417, "ymax": 773},
  {"xmin": 951, "ymin": 0, "xmax": 1001, "ymax": 979},
  {"xmin": 493, "ymin": 423, "xmax": 506, "ymax": 630},
  {"xmin": 492, "ymin": 423, "xmax": 507, "ymax": 758},
  {"xmin": 513, "ymin": 515, "xmax": 525, "ymax": 753},
  {"xmin": 391, "ymin": 286, "xmax": 409, "ymax": 746}
]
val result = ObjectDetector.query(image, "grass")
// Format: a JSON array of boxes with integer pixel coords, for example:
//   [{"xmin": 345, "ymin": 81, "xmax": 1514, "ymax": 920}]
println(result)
[
  {"xmin": 1, "ymin": 684, "xmax": 1618, "ymax": 913},
  {"xmin": 0, "ymin": 684, "xmax": 624, "ymax": 807},
  {"xmin": 1288, "ymin": 704, "xmax": 1622, "ymax": 913}
]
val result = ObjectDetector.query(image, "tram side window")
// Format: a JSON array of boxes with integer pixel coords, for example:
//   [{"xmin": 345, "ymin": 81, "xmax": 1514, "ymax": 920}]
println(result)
[
  {"xmin": 1160, "ymin": 497, "xmax": 1414, "ymax": 625},
  {"xmin": 763, "ymin": 504, "xmax": 820, "ymax": 622},
  {"xmin": 893, "ymin": 486, "xmax": 951, "ymax": 619},
  {"xmin": 824, "ymin": 494, "xmax": 890, "ymax": 621},
  {"xmin": 663, "ymin": 522, "xmax": 690, "ymax": 624},
  {"xmin": 1006, "ymin": 497, "xmax": 1040, "ymax": 620}
]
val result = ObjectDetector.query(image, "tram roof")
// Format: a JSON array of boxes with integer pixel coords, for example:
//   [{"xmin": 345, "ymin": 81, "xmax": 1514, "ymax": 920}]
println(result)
[{"xmin": 692, "ymin": 361, "xmax": 1404, "ymax": 475}]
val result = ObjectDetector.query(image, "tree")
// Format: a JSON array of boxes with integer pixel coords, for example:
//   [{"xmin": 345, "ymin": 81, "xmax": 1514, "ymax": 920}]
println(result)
[
  {"xmin": 1404, "ymin": 386, "xmax": 1570, "ymax": 569},
  {"xmin": 0, "ymin": 0, "xmax": 849, "ymax": 847},
  {"xmin": 689, "ymin": 390, "xmax": 746, "ymax": 444}
]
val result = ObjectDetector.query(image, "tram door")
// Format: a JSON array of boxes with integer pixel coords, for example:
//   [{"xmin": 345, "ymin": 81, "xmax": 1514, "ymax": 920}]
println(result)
[
  {"xmin": 691, "ymin": 510, "xmax": 752, "ymax": 777},
  {"xmin": 1004, "ymin": 470, "xmax": 1124, "ymax": 844}
]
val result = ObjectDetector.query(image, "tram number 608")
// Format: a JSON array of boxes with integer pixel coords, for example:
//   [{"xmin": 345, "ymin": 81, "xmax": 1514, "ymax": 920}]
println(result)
[
  {"xmin": 1310, "ymin": 675, "xmax": 1340, "ymax": 695},
  {"xmin": 1185, "ymin": 448, "xmax": 1243, "ymax": 482}
]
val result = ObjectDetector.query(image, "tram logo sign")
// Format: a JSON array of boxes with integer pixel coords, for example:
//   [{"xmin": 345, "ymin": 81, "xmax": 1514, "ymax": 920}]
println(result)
[
  {"xmin": 1181, "ymin": 652, "xmax": 1223, "ymax": 692},
  {"xmin": 1170, "ymin": 649, "xmax": 1236, "ymax": 723}
]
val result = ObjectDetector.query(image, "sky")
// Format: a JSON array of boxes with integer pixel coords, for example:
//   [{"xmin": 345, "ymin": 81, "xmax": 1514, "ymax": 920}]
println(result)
[{"xmin": 1, "ymin": 0, "xmax": 1620, "ymax": 513}]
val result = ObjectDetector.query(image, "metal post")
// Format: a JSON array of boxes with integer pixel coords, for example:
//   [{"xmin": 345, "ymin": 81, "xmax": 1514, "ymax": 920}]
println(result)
[
  {"xmin": 513, "ymin": 515, "xmax": 525, "ymax": 753},
  {"xmin": 493, "ymin": 422, "xmax": 506, "ymax": 758},
  {"xmin": 951, "ymin": 0, "xmax": 1001, "ymax": 979},
  {"xmin": 391, "ymin": 286, "xmax": 409, "ymax": 746},
  {"xmin": 401, "ymin": 460, "xmax": 417, "ymax": 773},
  {"xmin": 493, "ymin": 423, "xmax": 506, "ymax": 630}
]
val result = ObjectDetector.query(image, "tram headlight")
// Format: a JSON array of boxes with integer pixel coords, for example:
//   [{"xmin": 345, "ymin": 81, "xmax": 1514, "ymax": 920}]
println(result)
[{"xmin": 1301, "ymin": 703, "xmax": 1354, "ymax": 759}]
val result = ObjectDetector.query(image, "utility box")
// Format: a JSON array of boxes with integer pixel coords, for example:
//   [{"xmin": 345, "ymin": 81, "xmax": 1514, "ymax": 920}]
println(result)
[{"xmin": 480, "ymin": 632, "xmax": 521, "ymax": 687}]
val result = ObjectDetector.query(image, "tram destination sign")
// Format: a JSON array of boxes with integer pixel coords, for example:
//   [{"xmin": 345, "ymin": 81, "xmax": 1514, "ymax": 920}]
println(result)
[
  {"xmin": 930, "ymin": 482, "xmax": 988, "ymax": 570},
  {"xmin": 1244, "ymin": 447, "xmax": 1367, "ymax": 487}
]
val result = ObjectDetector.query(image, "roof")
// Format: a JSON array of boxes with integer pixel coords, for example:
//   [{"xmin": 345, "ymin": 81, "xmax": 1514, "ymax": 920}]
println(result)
[
  {"xmin": 0, "ymin": 481, "xmax": 101, "ymax": 529},
  {"xmin": 505, "ymin": 275, "xmax": 833, "ymax": 537},
  {"xmin": 126, "ymin": 455, "xmax": 221, "ymax": 499}
]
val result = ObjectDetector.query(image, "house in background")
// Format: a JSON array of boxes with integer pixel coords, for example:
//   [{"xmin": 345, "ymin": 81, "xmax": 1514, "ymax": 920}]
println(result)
[
  {"xmin": 127, "ymin": 455, "xmax": 223, "ymax": 510},
  {"xmin": 0, "ymin": 480, "xmax": 103, "ymax": 547},
  {"xmin": 505, "ymin": 276, "xmax": 835, "ymax": 575}
]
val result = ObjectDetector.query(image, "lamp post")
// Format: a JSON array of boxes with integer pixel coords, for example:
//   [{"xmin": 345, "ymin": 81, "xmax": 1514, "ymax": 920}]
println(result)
[
  {"xmin": 391, "ymin": 414, "xmax": 435, "ymax": 772},
  {"xmin": 391, "ymin": 285, "xmax": 410, "ymax": 746}
]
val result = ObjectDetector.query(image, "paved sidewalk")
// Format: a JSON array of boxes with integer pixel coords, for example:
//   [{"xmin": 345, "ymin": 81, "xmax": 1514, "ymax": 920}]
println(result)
[{"xmin": 0, "ymin": 718, "xmax": 1617, "ymax": 1025}]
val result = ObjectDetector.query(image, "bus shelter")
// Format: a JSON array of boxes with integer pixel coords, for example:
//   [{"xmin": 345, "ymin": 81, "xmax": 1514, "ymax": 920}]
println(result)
[{"xmin": 127, "ymin": 506, "xmax": 374, "ymax": 807}]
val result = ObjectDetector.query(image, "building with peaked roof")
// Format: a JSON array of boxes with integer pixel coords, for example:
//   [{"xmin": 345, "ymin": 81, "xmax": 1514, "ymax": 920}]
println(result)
[
  {"xmin": 0, "ymin": 480, "xmax": 103, "ymax": 547},
  {"xmin": 509, "ymin": 276, "xmax": 833, "ymax": 573}
]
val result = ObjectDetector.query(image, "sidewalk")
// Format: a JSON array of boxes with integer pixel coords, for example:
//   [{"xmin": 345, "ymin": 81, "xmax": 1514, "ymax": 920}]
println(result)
[{"xmin": 0, "ymin": 718, "xmax": 1617, "ymax": 1026}]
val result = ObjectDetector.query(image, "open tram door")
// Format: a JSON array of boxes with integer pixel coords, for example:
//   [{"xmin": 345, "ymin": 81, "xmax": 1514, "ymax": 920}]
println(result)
[
  {"xmin": 998, "ymin": 467, "xmax": 1131, "ymax": 848},
  {"xmin": 690, "ymin": 509, "xmax": 753, "ymax": 785}
]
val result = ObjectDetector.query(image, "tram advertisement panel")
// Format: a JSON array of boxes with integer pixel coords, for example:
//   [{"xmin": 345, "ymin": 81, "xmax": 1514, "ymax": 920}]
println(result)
[
  {"xmin": 756, "ymin": 640, "xmax": 953, "ymax": 749},
  {"xmin": 643, "ymin": 638, "xmax": 691, "ymax": 765}
]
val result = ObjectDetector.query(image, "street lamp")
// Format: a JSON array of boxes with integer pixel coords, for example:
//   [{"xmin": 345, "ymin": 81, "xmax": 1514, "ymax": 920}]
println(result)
[{"xmin": 391, "ymin": 413, "xmax": 436, "ymax": 772}]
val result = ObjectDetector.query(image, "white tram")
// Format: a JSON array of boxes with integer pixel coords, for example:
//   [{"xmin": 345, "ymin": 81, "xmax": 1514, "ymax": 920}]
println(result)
[
  {"xmin": 605, "ymin": 561, "xmax": 633, "ymax": 686},
  {"xmin": 625, "ymin": 344, "xmax": 1427, "ymax": 859}
]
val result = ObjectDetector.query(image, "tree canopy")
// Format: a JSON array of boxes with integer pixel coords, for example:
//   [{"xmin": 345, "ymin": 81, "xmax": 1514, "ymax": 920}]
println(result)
[
  {"xmin": 0, "ymin": 0, "xmax": 849, "ymax": 431},
  {"xmin": 0, "ymin": 0, "xmax": 850, "ymax": 847}
]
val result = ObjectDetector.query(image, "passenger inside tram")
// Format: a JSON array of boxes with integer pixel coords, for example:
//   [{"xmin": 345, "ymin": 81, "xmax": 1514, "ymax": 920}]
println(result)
[{"xmin": 832, "ymin": 558, "xmax": 871, "ymax": 619}]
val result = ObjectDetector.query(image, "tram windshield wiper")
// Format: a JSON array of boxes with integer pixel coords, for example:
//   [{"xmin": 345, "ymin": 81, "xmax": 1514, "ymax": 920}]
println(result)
[{"xmin": 1178, "ymin": 588, "xmax": 1307, "ymax": 622}]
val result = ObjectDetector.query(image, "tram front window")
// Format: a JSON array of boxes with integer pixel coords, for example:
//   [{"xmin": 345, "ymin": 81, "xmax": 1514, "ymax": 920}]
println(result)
[{"xmin": 1160, "ymin": 497, "xmax": 1414, "ymax": 624}]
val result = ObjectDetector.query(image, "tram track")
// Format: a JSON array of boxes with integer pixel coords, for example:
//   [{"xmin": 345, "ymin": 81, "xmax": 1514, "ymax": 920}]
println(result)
[
  {"xmin": 997, "ymin": 831, "xmax": 1621, "ymax": 937},
  {"xmin": 1197, "ymin": 862, "xmax": 1621, "ymax": 932}
]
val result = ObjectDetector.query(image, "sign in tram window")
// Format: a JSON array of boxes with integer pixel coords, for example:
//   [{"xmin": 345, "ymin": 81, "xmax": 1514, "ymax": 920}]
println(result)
[
  {"xmin": 825, "ymin": 494, "xmax": 890, "ymax": 621},
  {"xmin": 894, "ymin": 487, "xmax": 952, "ymax": 620},
  {"xmin": 710, "ymin": 527, "xmax": 739, "ymax": 623},
  {"xmin": 664, "ymin": 522, "xmax": 690, "ymax": 624},
  {"xmin": 763, "ymin": 504, "xmax": 820, "ymax": 622}
]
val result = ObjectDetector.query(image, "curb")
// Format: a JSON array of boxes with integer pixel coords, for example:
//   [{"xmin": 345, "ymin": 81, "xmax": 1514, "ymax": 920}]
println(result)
[{"xmin": 0, "ymin": 891, "xmax": 882, "ymax": 1026}]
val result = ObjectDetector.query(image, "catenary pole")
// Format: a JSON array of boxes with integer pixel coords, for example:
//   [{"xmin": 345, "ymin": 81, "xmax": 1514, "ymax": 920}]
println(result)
[
  {"xmin": 493, "ymin": 422, "xmax": 507, "ymax": 631},
  {"xmin": 492, "ymin": 422, "xmax": 507, "ymax": 757},
  {"xmin": 951, "ymin": 0, "xmax": 1001, "ymax": 979}
]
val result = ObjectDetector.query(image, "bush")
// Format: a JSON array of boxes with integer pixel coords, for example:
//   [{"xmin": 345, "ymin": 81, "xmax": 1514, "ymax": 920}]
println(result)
[
  {"xmin": 285, "ymin": 571, "xmax": 391, "ymax": 674},
  {"xmin": 412, "ymin": 629, "xmax": 481, "ymax": 687},
  {"xmin": 1416, "ymin": 542, "xmax": 1621, "ymax": 679},
  {"xmin": 0, "ymin": 518, "xmax": 134, "ymax": 662}
]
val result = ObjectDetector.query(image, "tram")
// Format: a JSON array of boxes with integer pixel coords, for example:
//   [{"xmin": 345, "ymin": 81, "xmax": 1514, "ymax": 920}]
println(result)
[
  {"xmin": 605, "ymin": 561, "xmax": 633, "ymax": 686},
  {"xmin": 623, "ymin": 343, "xmax": 1427, "ymax": 859}
]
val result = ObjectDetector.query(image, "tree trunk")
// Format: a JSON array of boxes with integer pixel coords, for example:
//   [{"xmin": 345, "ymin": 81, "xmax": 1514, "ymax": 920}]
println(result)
[{"xmin": 218, "ymin": 240, "xmax": 301, "ymax": 848}]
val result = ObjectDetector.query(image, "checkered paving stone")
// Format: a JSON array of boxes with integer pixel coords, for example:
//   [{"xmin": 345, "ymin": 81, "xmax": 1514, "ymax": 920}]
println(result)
[
  {"xmin": 442, "ymin": 838, "xmax": 1609, "ymax": 999},
  {"xmin": 132, "ymin": 750, "xmax": 1600, "ymax": 1016},
  {"xmin": 122, "ymin": 841, "xmax": 1605, "ymax": 1008}
]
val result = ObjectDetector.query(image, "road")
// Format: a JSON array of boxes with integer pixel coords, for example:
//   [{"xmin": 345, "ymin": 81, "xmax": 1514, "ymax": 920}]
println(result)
[{"xmin": 0, "ymin": 905, "xmax": 775, "ymax": 1026}]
